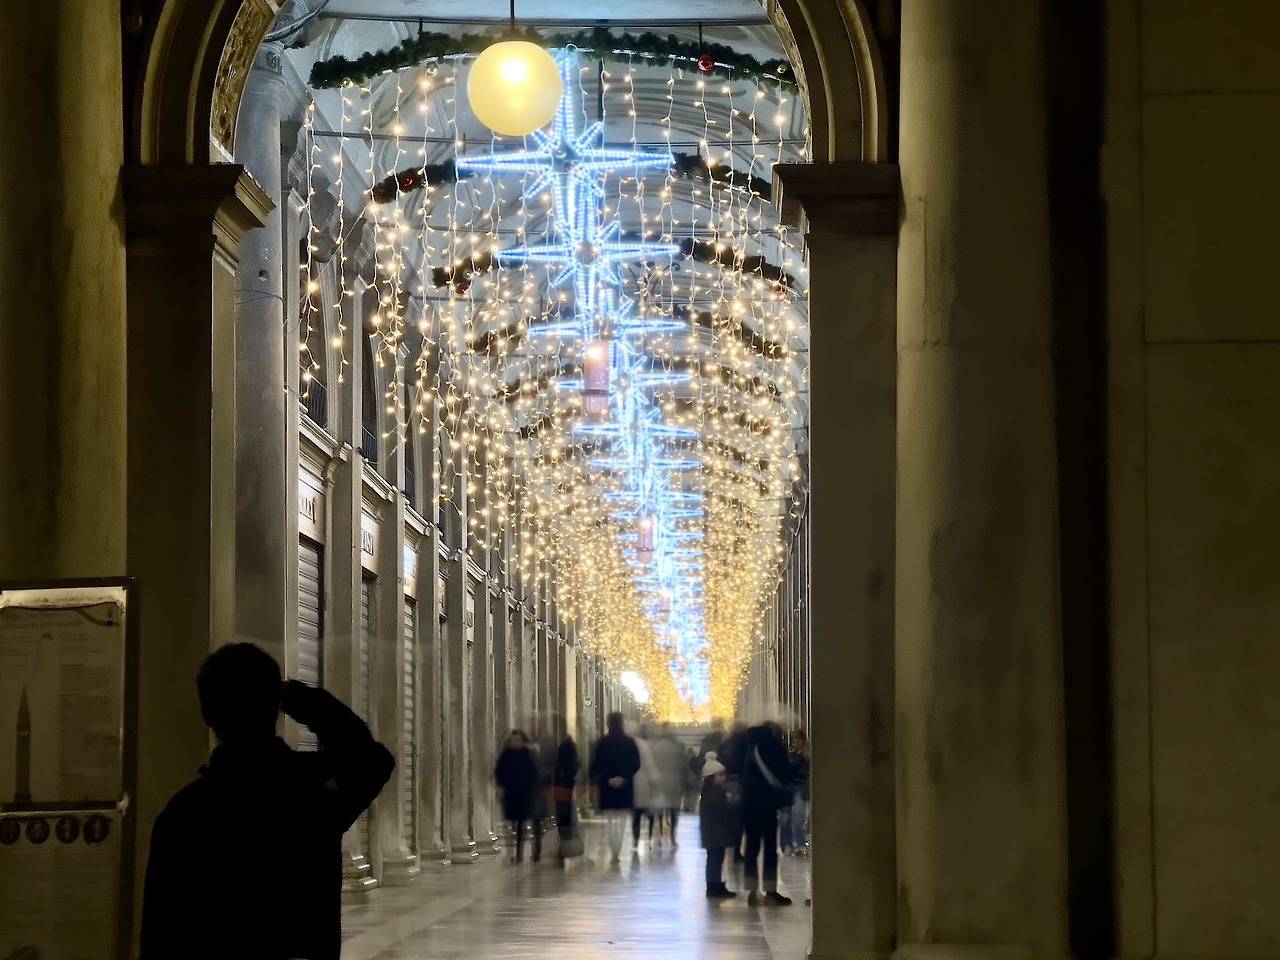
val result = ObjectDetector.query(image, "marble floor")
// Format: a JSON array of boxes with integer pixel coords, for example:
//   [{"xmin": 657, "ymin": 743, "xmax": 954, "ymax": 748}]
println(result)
[{"xmin": 341, "ymin": 818, "xmax": 812, "ymax": 959}]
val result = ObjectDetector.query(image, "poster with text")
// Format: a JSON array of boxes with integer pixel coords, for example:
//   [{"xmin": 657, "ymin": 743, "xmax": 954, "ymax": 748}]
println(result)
[{"xmin": 0, "ymin": 591, "xmax": 125, "ymax": 807}]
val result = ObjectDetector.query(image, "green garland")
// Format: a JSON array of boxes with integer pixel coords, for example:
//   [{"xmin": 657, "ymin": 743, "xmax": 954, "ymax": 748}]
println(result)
[
  {"xmin": 309, "ymin": 25, "xmax": 795, "ymax": 90},
  {"xmin": 429, "ymin": 236, "xmax": 795, "ymax": 296},
  {"xmin": 368, "ymin": 151, "xmax": 772, "ymax": 206}
]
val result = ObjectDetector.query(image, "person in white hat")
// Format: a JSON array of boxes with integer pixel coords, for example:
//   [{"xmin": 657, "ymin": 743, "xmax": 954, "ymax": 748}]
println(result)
[{"xmin": 699, "ymin": 752, "xmax": 740, "ymax": 899}]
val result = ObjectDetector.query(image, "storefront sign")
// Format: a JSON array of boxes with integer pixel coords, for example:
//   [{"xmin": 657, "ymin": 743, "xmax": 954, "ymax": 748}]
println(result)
[
  {"xmin": 360, "ymin": 511, "xmax": 379, "ymax": 575},
  {"xmin": 299, "ymin": 473, "xmax": 325, "ymax": 543},
  {"xmin": 403, "ymin": 540, "xmax": 419, "ymax": 599}
]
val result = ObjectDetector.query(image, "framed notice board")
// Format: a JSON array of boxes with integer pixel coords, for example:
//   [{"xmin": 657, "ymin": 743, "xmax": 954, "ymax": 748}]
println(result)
[{"xmin": 0, "ymin": 578, "xmax": 138, "ymax": 960}]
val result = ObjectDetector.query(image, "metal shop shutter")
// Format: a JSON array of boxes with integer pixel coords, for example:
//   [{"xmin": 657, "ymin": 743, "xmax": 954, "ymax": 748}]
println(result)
[
  {"xmin": 401, "ymin": 598, "xmax": 417, "ymax": 854},
  {"xmin": 297, "ymin": 539, "xmax": 324, "ymax": 752},
  {"xmin": 356, "ymin": 577, "xmax": 376, "ymax": 860}
]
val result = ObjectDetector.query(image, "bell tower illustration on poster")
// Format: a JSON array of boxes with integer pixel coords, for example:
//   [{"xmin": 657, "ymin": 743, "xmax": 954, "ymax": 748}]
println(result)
[{"xmin": 14, "ymin": 685, "xmax": 31, "ymax": 802}]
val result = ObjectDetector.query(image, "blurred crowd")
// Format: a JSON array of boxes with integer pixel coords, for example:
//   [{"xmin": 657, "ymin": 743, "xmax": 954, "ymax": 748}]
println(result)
[{"xmin": 493, "ymin": 712, "xmax": 811, "ymax": 905}]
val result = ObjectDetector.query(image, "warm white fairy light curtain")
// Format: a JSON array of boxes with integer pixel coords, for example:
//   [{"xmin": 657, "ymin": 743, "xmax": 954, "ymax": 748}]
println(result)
[{"xmin": 294, "ymin": 27, "xmax": 809, "ymax": 722}]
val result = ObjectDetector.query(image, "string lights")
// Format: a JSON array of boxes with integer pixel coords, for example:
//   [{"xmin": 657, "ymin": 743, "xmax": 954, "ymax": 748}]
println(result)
[{"xmin": 295, "ymin": 24, "xmax": 810, "ymax": 722}]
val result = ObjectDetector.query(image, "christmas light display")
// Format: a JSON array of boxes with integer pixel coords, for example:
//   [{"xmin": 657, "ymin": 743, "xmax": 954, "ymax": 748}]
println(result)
[{"xmin": 295, "ymin": 29, "xmax": 810, "ymax": 720}]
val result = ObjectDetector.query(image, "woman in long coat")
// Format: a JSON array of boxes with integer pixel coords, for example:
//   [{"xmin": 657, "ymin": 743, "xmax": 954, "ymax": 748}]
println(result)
[{"xmin": 494, "ymin": 730, "xmax": 539, "ymax": 862}]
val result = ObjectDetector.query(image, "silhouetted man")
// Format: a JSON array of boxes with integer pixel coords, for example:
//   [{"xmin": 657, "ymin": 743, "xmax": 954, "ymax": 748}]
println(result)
[{"xmin": 141, "ymin": 642, "xmax": 394, "ymax": 959}]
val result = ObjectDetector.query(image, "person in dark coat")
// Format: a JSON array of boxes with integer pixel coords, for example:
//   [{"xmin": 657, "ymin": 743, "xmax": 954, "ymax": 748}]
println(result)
[
  {"xmin": 699, "ymin": 752, "xmax": 741, "ymax": 899},
  {"xmin": 141, "ymin": 642, "xmax": 394, "ymax": 960},
  {"xmin": 717, "ymin": 720, "xmax": 750, "ymax": 861},
  {"xmin": 495, "ymin": 730, "xmax": 540, "ymax": 862},
  {"xmin": 589, "ymin": 711, "xmax": 641, "ymax": 863},
  {"xmin": 529, "ymin": 713, "xmax": 556, "ymax": 860},
  {"xmin": 719, "ymin": 720, "xmax": 750, "ymax": 777},
  {"xmin": 740, "ymin": 721, "xmax": 795, "ymax": 906},
  {"xmin": 552, "ymin": 731, "xmax": 581, "ymax": 855}
]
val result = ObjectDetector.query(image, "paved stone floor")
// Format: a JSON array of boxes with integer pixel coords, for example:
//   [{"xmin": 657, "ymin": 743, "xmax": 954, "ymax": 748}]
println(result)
[{"xmin": 342, "ymin": 818, "xmax": 812, "ymax": 959}]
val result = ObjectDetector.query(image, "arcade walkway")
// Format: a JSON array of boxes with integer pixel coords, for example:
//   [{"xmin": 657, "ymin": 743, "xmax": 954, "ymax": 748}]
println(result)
[{"xmin": 341, "ymin": 820, "xmax": 812, "ymax": 959}]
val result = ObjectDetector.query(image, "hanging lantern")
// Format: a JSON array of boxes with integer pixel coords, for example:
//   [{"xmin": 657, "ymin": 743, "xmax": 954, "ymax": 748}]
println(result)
[
  {"xmin": 637, "ymin": 514, "xmax": 655, "ymax": 564},
  {"xmin": 467, "ymin": 40, "xmax": 563, "ymax": 137},
  {"xmin": 583, "ymin": 339, "xmax": 610, "ymax": 416}
]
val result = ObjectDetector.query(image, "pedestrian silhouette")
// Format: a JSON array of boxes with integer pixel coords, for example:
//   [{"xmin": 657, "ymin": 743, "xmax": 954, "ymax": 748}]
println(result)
[
  {"xmin": 740, "ymin": 721, "xmax": 794, "ymax": 906},
  {"xmin": 494, "ymin": 729, "xmax": 539, "ymax": 862},
  {"xmin": 140, "ymin": 642, "xmax": 394, "ymax": 959},
  {"xmin": 589, "ymin": 712, "xmax": 641, "ymax": 863}
]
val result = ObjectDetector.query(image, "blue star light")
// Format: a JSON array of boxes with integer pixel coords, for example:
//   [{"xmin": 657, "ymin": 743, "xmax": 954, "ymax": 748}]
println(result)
[
  {"xmin": 456, "ymin": 49, "xmax": 679, "ymax": 338},
  {"xmin": 458, "ymin": 48, "xmax": 714, "ymax": 707}
]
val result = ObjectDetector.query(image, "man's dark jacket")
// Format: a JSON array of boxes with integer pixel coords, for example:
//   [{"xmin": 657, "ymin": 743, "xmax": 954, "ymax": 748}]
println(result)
[
  {"xmin": 140, "ymin": 682, "xmax": 394, "ymax": 959},
  {"xmin": 589, "ymin": 730, "xmax": 641, "ymax": 810},
  {"xmin": 740, "ymin": 724, "xmax": 794, "ymax": 813}
]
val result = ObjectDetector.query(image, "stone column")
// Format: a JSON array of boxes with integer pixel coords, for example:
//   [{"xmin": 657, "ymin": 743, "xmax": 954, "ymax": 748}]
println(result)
[
  {"xmin": 122, "ymin": 165, "xmax": 270, "ymax": 940},
  {"xmin": 331, "ymin": 278, "xmax": 377, "ymax": 897},
  {"xmin": 470, "ymin": 577, "xmax": 500, "ymax": 854},
  {"xmin": 894, "ymin": 0, "xmax": 1069, "ymax": 954},
  {"xmin": 231, "ymin": 44, "xmax": 290, "ymax": 663},
  {"xmin": 491, "ymin": 587, "xmax": 514, "ymax": 842},
  {"xmin": 537, "ymin": 617, "xmax": 550, "ymax": 721},
  {"xmin": 802, "ymin": 512, "xmax": 813, "ymax": 730},
  {"xmin": 417, "ymin": 386, "xmax": 447, "ymax": 863},
  {"xmin": 444, "ymin": 439, "xmax": 477, "ymax": 863},
  {"xmin": 773, "ymin": 162, "xmax": 899, "ymax": 960},
  {"xmin": 443, "ymin": 562, "xmax": 477, "ymax": 863},
  {"xmin": 281, "ymin": 189, "xmax": 305, "ymax": 685},
  {"xmin": 492, "ymin": 548, "xmax": 513, "ymax": 742},
  {"xmin": 521, "ymin": 607, "xmax": 534, "ymax": 728},
  {"xmin": 556, "ymin": 636, "xmax": 568, "ymax": 725},
  {"xmin": 0, "ymin": 0, "xmax": 127, "ymax": 582},
  {"xmin": 378, "ymin": 382, "xmax": 418, "ymax": 883},
  {"xmin": 563, "ymin": 632, "xmax": 577, "ymax": 748}
]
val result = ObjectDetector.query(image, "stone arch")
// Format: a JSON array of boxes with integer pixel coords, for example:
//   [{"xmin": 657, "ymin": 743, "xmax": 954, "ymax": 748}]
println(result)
[
  {"xmin": 129, "ymin": 0, "xmax": 885, "ymax": 167},
  {"xmin": 123, "ymin": 5, "xmax": 895, "ymax": 954},
  {"xmin": 765, "ymin": 0, "xmax": 888, "ymax": 163}
]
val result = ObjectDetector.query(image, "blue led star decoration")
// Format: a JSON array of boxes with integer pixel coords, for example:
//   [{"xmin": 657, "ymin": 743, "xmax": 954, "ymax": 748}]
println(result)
[
  {"xmin": 456, "ymin": 49, "xmax": 679, "ymax": 338},
  {"xmin": 457, "ymin": 47, "xmax": 714, "ymax": 708}
]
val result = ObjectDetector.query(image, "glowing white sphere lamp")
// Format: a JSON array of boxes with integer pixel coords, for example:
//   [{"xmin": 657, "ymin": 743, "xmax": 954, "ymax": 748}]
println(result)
[{"xmin": 467, "ymin": 38, "xmax": 563, "ymax": 137}]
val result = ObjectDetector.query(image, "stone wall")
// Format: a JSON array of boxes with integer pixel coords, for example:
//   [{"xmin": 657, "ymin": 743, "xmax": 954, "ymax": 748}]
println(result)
[{"xmin": 1106, "ymin": 2, "xmax": 1280, "ymax": 955}]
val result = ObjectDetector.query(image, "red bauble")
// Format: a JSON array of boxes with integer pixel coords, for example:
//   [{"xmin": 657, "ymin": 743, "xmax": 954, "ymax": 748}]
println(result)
[{"xmin": 697, "ymin": 54, "xmax": 715, "ymax": 73}]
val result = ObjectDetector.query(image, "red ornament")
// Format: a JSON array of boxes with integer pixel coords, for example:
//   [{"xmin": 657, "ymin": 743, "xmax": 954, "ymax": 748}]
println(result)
[{"xmin": 697, "ymin": 54, "xmax": 715, "ymax": 73}]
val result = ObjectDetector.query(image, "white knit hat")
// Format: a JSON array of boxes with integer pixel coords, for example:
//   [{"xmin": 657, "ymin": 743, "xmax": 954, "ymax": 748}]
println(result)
[{"xmin": 702, "ymin": 752, "xmax": 726, "ymax": 778}]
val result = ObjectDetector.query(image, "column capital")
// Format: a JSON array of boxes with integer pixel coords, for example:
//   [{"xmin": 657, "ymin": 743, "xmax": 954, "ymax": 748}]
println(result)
[
  {"xmin": 772, "ymin": 162, "xmax": 900, "ymax": 236},
  {"xmin": 250, "ymin": 41, "xmax": 287, "ymax": 84},
  {"xmin": 125, "ymin": 164, "xmax": 273, "ymax": 258}
]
